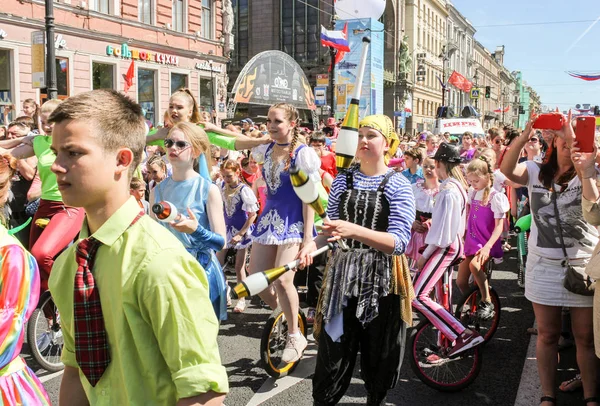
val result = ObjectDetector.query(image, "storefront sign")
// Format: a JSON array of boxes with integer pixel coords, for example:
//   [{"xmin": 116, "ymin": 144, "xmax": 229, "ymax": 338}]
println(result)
[
  {"xmin": 55, "ymin": 34, "xmax": 67, "ymax": 49},
  {"xmin": 195, "ymin": 61, "xmax": 223, "ymax": 73},
  {"xmin": 106, "ymin": 44, "xmax": 179, "ymax": 66},
  {"xmin": 31, "ymin": 31, "xmax": 45, "ymax": 88},
  {"xmin": 316, "ymin": 74, "xmax": 329, "ymax": 86}
]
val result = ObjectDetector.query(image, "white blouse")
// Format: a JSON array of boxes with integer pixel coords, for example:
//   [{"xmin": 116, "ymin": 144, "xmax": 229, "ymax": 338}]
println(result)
[
  {"xmin": 423, "ymin": 178, "xmax": 467, "ymax": 259},
  {"xmin": 411, "ymin": 181, "xmax": 438, "ymax": 213},
  {"xmin": 468, "ymin": 188, "xmax": 510, "ymax": 219}
]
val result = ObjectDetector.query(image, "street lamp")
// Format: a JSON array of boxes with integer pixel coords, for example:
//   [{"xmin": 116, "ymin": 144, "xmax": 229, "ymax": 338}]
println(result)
[
  {"xmin": 208, "ymin": 59, "xmax": 215, "ymax": 123},
  {"xmin": 45, "ymin": 0, "xmax": 57, "ymax": 100},
  {"xmin": 501, "ymin": 87, "xmax": 507, "ymax": 125}
]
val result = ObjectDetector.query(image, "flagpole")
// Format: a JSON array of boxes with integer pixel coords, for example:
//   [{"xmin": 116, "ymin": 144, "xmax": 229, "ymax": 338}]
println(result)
[{"xmin": 328, "ymin": 46, "xmax": 336, "ymax": 119}]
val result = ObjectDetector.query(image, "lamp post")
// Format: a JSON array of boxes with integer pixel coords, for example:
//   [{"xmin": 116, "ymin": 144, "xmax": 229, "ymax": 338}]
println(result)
[
  {"xmin": 501, "ymin": 87, "xmax": 507, "ymax": 125},
  {"xmin": 208, "ymin": 59, "xmax": 215, "ymax": 123},
  {"xmin": 45, "ymin": 0, "xmax": 57, "ymax": 100}
]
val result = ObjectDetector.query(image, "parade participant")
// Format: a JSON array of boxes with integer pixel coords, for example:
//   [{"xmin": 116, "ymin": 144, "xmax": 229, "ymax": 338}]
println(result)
[
  {"xmin": 413, "ymin": 142, "xmax": 484, "ymax": 357},
  {"xmin": 460, "ymin": 131, "xmax": 477, "ymax": 162},
  {"xmin": 240, "ymin": 155, "xmax": 260, "ymax": 186},
  {"xmin": 146, "ymin": 88, "xmax": 269, "ymax": 154},
  {"xmin": 501, "ymin": 116, "xmax": 598, "ymax": 406},
  {"xmin": 150, "ymin": 121, "xmax": 228, "ymax": 321},
  {"xmin": 309, "ymin": 131, "xmax": 337, "ymax": 178},
  {"xmin": 401, "ymin": 147, "xmax": 424, "ymax": 184},
  {"xmin": 145, "ymin": 154, "xmax": 167, "ymax": 191},
  {"xmin": 425, "ymin": 133, "xmax": 439, "ymax": 157},
  {"xmin": 0, "ymin": 153, "xmax": 51, "ymax": 405},
  {"xmin": 216, "ymin": 159, "xmax": 258, "ymax": 313},
  {"xmin": 248, "ymin": 102, "xmax": 321, "ymax": 364},
  {"xmin": 0, "ymin": 100, "xmax": 86, "ymax": 289},
  {"xmin": 48, "ymin": 90, "xmax": 228, "ymax": 404},
  {"xmin": 457, "ymin": 157, "xmax": 509, "ymax": 320},
  {"xmin": 129, "ymin": 177, "xmax": 149, "ymax": 214},
  {"xmin": 406, "ymin": 156, "xmax": 438, "ymax": 266},
  {"xmin": 303, "ymin": 114, "xmax": 415, "ymax": 406}
]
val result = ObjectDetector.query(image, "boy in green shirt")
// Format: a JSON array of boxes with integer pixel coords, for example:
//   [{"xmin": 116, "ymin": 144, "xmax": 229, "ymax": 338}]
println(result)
[{"xmin": 48, "ymin": 90, "xmax": 228, "ymax": 405}]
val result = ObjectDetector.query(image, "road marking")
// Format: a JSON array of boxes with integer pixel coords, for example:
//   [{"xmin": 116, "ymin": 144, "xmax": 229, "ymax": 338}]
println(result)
[
  {"xmin": 38, "ymin": 370, "xmax": 64, "ymax": 383},
  {"xmin": 514, "ymin": 321, "xmax": 538, "ymax": 406},
  {"xmin": 246, "ymin": 341, "xmax": 317, "ymax": 406}
]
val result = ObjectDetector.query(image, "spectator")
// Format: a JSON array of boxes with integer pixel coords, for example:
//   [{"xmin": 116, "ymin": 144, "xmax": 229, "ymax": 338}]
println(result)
[
  {"xmin": 323, "ymin": 117, "xmax": 339, "ymax": 140},
  {"xmin": 401, "ymin": 147, "xmax": 425, "ymax": 184}
]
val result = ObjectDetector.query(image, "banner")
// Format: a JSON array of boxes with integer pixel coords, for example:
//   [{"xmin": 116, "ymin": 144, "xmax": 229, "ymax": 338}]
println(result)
[
  {"xmin": 448, "ymin": 70, "xmax": 472, "ymax": 93},
  {"xmin": 231, "ymin": 50, "xmax": 316, "ymax": 110},
  {"xmin": 334, "ymin": 18, "xmax": 384, "ymax": 117},
  {"xmin": 31, "ymin": 31, "xmax": 45, "ymax": 89}
]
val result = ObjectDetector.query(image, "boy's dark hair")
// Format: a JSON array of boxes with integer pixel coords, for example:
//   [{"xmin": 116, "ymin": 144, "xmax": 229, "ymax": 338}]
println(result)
[{"xmin": 49, "ymin": 90, "xmax": 146, "ymax": 178}]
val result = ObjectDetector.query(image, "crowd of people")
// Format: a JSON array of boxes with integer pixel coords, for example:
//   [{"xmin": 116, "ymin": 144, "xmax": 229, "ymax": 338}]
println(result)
[{"xmin": 0, "ymin": 90, "xmax": 597, "ymax": 406}]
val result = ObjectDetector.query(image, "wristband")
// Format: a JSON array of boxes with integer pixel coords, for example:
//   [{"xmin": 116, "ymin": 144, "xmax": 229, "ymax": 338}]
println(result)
[{"xmin": 582, "ymin": 168, "xmax": 597, "ymax": 179}]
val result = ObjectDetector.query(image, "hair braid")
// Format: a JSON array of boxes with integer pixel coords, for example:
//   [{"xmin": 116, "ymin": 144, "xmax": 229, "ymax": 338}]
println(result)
[{"xmin": 285, "ymin": 126, "xmax": 300, "ymax": 171}]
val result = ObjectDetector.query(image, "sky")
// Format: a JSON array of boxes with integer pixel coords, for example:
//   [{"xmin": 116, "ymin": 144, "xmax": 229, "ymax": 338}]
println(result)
[{"xmin": 451, "ymin": 0, "xmax": 600, "ymax": 111}]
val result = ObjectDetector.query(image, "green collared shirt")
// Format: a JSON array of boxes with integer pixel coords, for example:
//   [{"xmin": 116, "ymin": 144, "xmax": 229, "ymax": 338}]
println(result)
[{"xmin": 49, "ymin": 197, "xmax": 228, "ymax": 405}]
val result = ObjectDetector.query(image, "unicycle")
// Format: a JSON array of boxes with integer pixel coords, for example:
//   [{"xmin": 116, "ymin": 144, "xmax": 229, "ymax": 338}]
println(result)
[
  {"xmin": 454, "ymin": 260, "xmax": 502, "ymax": 343},
  {"xmin": 408, "ymin": 266, "xmax": 482, "ymax": 392},
  {"xmin": 260, "ymin": 308, "xmax": 308, "ymax": 378}
]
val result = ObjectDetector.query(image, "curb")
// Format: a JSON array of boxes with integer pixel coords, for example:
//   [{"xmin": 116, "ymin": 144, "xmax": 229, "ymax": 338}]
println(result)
[{"xmin": 514, "ymin": 321, "xmax": 539, "ymax": 406}]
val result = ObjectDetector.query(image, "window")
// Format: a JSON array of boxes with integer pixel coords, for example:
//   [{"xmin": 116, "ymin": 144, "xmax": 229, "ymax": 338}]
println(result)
[
  {"xmin": 232, "ymin": 0, "xmax": 249, "ymax": 66},
  {"xmin": 201, "ymin": 0, "xmax": 212, "ymax": 39},
  {"xmin": 139, "ymin": 0, "xmax": 153, "ymax": 24},
  {"xmin": 199, "ymin": 77, "xmax": 214, "ymax": 113},
  {"xmin": 170, "ymin": 73, "xmax": 188, "ymax": 94},
  {"xmin": 41, "ymin": 57, "xmax": 70, "ymax": 104},
  {"xmin": 90, "ymin": 0, "xmax": 110, "ymax": 13},
  {"xmin": 92, "ymin": 62, "xmax": 115, "ymax": 90},
  {"xmin": 172, "ymin": 0, "xmax": 185, "ymax": 33},
  {"xmin": 138, "ymin": 69, "xmax": 157, "ymax": 126},
  {"xmin": 0, "ymin": 49, "xmax": 13, "ymax": 125},
  {"xmin": 281, "ymin": 0, "xmax": 319, "ymax": 64}
]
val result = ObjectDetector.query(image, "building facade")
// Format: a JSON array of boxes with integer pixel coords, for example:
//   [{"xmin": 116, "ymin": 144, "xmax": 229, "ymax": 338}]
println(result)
[
  {"xmin": 227, "ymin": 0, "xmax": 405, "ymax": 124},
  {"xmin": 0, "ymin": 0, "xmax": 226, "ymax": 126},
  {"xmin": 404, "ymin": 0, "xmax": 448, "ymax": 134},
  {"xmin": 473, "ymin": 40, "xmax": 501, "ymax": 129},
  {"xmin": 492, "ymin": 46, "xmax": 519, "ymax": 128},
  {"xmin": 445, "ymin": 1, "xmax": 475, "ymax": 114}
]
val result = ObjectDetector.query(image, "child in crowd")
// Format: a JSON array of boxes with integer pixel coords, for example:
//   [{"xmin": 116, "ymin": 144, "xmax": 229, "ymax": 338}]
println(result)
[
  {"xmin": 216, "ymin": 159, "xmax": 259, "ymax": 313},
  {"xmin": 406, "ymin": 156, "xmax": 439, "ymax": 267},
  {"xmin": 146, "ymin": 154, "xmax": 167, "ymax": 191},
  {"xmin": 457, "ymin": 157, "xmax": 509, "ymax": 320},
  {"xmin": 129, "ymin": 177, "xmax": 149, "ymax": 214},
  {"xmin": 48, "ymin": 89, "xmax": 228, "ymax": 404},
  {"xmin": 401, "ymin": 147, "xmax": 425, "ymax": 184}
]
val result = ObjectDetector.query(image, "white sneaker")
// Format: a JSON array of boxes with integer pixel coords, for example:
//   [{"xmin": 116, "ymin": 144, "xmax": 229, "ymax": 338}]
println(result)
[{"xmin": 281, "ymin": 333, "xmax": 307, "ymax": 363}]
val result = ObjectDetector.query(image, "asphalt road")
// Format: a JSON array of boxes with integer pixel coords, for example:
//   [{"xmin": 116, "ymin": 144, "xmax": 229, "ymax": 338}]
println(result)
[{"xmin": 27, "ymin": 245, "xmax": 585, "ymax": 405}]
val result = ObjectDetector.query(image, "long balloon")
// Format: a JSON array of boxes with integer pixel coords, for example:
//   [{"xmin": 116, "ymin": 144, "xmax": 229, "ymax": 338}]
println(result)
[
  {"xmin": 335, "ymin": 37, "xmax": 371, "ymax": 171},
  {"xmin": 289, "ymin": 165, "xmax": 348, "ymax": 250},
  {"xmin": 232, "ymin": 244, "xmax": 333, "ymax": 299}
]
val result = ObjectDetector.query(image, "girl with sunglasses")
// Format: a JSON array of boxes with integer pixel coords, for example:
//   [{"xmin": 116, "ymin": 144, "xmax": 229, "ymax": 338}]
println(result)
[{"xmin": 150, "ymin": 121, "xmax": 228, "ymax": 321}]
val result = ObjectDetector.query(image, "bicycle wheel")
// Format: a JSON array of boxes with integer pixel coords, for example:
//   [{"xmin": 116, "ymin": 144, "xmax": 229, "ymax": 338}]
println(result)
[
  {"xmin": 260, "ymin": 309, "xmax": 308, "ymax": 379},
  {"xmin": 408, "ymin": 320, "xmax": 482, "ymax": 392},
  {"xmin": 27, "ymin": 293, "xmax": 64, "ymax": 372},
  {"xmin": 455, "ymin": 286, "xmax": 501, "ymax": 343}
]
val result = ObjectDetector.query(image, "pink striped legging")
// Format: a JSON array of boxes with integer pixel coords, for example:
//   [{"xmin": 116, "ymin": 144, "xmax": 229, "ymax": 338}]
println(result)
[{"xmin": 412, "ymin": 238, "xmax": 466, "ymax": 341}]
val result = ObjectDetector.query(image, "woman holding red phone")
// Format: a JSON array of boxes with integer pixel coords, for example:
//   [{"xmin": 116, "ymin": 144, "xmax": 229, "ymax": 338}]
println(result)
[{"xmin": 501, "ymin": 111, "xmax": 598, "ymax": 406}]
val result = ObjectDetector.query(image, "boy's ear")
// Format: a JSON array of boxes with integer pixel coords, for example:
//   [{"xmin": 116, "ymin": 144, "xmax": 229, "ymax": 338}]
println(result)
[{"xmin": 115, "ymin": 148, "xmax": 134, "ymax": 176}]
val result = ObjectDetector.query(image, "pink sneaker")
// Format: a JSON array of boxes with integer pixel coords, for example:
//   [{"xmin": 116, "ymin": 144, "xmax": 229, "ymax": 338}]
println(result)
[{"xmin": 448, "ymin": 329, "xmax": 484, "ymax": 357}]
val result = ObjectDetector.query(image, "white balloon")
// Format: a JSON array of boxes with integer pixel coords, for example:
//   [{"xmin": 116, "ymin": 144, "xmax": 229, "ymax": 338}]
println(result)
[{"xmin": 334, "ymin": 0, "xmax": 387, "ymax": 21}]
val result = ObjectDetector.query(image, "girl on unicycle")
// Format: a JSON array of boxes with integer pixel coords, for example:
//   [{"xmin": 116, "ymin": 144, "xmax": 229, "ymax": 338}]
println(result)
[
  {"xmin": 413, "ymin": 142, "xmax": 484, "ymax": 357},
  {"xmin": 457, "ymin": 156, "xmax": 509, "ymax": 320}
]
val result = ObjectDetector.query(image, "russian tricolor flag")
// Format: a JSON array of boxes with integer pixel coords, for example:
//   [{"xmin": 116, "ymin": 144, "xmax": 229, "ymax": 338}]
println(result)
[{"xmin": 321, "ymin": 24, "xmax": 350, "ymax": 52}]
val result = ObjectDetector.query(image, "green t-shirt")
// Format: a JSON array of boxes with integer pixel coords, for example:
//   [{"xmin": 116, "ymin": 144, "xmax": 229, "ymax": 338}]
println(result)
[{"xmin": 32, "ymin": 135, "xmax": 62, "ymax": 202}]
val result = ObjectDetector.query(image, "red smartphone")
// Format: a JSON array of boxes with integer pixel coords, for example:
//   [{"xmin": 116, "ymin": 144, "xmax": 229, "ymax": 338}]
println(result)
[
  {"xmin": 575, "ymin": 116, "xmax": 596, "ymax": 153},
  {"xmin": 532, "ymin": 113, "xmax": 565, "ymax": 130}
]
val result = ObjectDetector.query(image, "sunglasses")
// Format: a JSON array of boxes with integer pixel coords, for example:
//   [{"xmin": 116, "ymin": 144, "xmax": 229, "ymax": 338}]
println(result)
[
  {"xmin": 494, "ymin": 139, "xmax": 504, "ymax": 145},
  {"xmin": 528, "ymin": 138, "xmax": 539, "ymax": 143},
  {"xmin": 8, "ymin": 121, "xmax": 28, "ymax": 128},
  {"xmin": 164, "ymin": 138, "xmax": 191, "ymax": 149}
]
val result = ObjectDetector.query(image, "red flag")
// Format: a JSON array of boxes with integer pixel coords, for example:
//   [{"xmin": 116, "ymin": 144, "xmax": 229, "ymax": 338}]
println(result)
[
  {"xmin": 448, "ymin": 70, "xmax": 472, "ymax": 93},
  {"xmin": 123, "ymin": 60, "xmax": 135, "ymax": 93}
]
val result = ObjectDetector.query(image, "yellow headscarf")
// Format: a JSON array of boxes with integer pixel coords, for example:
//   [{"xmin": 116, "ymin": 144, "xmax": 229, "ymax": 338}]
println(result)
[{"xmin": 358, "ymin": 114, "xmax": 400, "ymax": 164}]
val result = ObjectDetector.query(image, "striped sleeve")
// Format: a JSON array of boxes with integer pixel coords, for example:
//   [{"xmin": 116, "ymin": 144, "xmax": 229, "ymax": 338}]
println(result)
[
  {"xmin": 384, "ymin": 173, "xmax": 416, "ymax": 255},
  {"xmin": 327, "ymin": 173, "xmax": 348, "ymax": 221}
]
